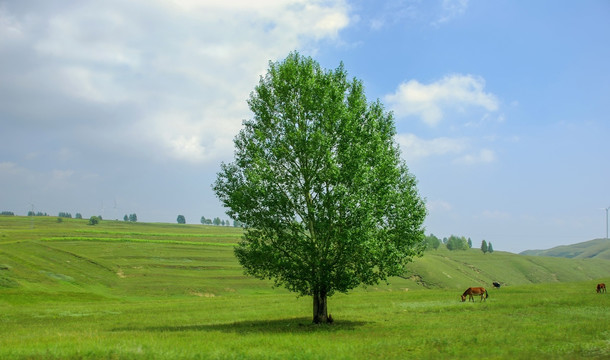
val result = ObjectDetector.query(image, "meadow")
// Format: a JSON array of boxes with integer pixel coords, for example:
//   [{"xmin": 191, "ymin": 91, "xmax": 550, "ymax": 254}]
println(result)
[{"xmin": 1, "ymin": 216, "xmax": 609, "ymax": 359}]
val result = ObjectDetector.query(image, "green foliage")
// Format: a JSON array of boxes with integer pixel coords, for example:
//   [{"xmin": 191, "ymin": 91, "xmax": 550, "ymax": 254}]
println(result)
[
  {"xmin": 58, "ymin": 212, "xmax": 72, "ymax": 218},
  {"xmin": 425, "ymin": 234, "xmax": 441, "ymax": 250},
  {"xmin": 446, "ymin": 235, "xmax": 469, "ymax": 251},
  {"xmin": 213, "ymin": 52, "xmax": 427, "ymax": 322},
  {"xmin": 1, "ymin": 211, "xmax": 15, "ymax": 216},
  {"xmin": 176, "ymin": 215, "xmax": 186, "ymax": 224},
  {"xmin": 488, "ymin": 242, "xmax": 494, "ymax": 253},
  {"xmin": 75, "ymin": 213, "xmax": 82, "ymax": 219},
  {"xmin": 481, "ymin": 239, "xmax": 488, "ymax": 253},
  {"xmin": 27, "ymin": 211, "xmax": 48, "ymax": 216},
  {"xmin": 88, "ymin": 216, "xmax": 100, "ymax": 225}
]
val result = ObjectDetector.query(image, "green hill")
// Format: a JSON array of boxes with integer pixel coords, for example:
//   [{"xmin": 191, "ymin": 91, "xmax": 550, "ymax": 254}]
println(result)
[
  {"xmin": 404, "ymin": 246, "xmax": 609, "ymax": 290},
  {"xmin": 1, "ymin": 216, "xmax": 609, "ymax": 296},
  {"xmin": 520, "ymin": 238, "xmax": 610, "ymax": 260}
]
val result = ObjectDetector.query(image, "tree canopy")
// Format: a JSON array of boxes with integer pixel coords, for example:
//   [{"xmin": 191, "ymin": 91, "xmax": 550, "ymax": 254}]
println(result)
[{"xmin": 213, "ymin": 52, "xmax": 427, "ymax": 323}]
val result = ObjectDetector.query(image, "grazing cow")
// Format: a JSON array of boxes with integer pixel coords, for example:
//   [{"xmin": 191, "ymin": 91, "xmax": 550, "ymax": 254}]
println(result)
[
  {"xmin": 596, "ymin": 283, "xmax": 606, "ymax": 293},
  {"xmin": 492, "ymin": 281, "xmax": 501, "ymax": 289},
  {"xmin": 461, "ymin": 287, "xmax": 489, "ymax": 302}
]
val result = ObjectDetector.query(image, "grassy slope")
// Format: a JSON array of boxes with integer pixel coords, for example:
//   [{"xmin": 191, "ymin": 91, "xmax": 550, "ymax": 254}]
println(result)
[
  {"xmin": 1, "ymin": 216, "xmax": 609, "ymax": 295},
  {"xmin": 520, "ymin": 238, "xmax": 610, "ymax": 260},
  {"xmin": 1, "ymin": 216, "xmax": 609, "ymax": 359}
]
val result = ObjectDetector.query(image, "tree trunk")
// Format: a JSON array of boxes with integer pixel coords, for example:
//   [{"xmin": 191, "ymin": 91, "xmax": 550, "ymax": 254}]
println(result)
[{"xmin": 313, "ymin": 291, "xmax": 328, "ymax": 324}]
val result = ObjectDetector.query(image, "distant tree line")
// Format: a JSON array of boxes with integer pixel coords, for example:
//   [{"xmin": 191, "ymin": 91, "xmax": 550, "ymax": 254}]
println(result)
[
  {"xmin": 425, "ymin": 234, "xmax": 494, "ymax": 253},
  {"xmin": 1, "ymin": 211, "xmax": 15, "ymax": 216},
  {"xmin": 27, "ymin": 211, "xmax": 49, "ymax": 216},
  {"xmin": 123, "ymin": 214, "xmax": 138, "ymax": 222},
  {"xmin": 200, "ymin": 216, "xmax": 244, "ymax": 227}
]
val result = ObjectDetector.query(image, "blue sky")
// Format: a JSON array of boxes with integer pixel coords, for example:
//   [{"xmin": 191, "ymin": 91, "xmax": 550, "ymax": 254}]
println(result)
[{"xmin": 1, "ymin": 0, "xmax": 609, "ymax": 253}]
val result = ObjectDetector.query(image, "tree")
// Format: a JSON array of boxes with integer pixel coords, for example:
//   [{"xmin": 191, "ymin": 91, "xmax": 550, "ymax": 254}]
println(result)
[
  {"xmin": 88, "ymin": 216, "xmax": 100, "ymax": 225},
  {"xmin": 446, "ymin": 235, "xmax": 469, "ymax": 251},
  {"xmin": 425, "ymin": 234, "xmax": 441, "ymax": 250},
  {"xmin": 488, "ymin": 242, "xmax": 494, "ymax": 253},
  {"xmin": 75, "ymin": 213, "xmax": 82, "ymax": 219},
  {"xmin": 481, "ymin": 240, "xmax": 488, "ymax": 254},
  {"xmin": 129, "ymin": 213, "xmax": 138, "ymax": 222},
  {"xmin": 213, "ymin": 52, "xmax": 427, "ymax": 324},
  {"xmin": 467, "ymin": 237, "xmax": 473, "ymax": 248},
  {"xmin": 177, "ymin": 215, "xmax": 186, "ymax": 224},
  {"xmin": 124, "ymin": 214, "xmax": 129, "ymax": 222},
  {"xmin": 200, "ymin": 216, "xmax": 207, "ymax": 225}
]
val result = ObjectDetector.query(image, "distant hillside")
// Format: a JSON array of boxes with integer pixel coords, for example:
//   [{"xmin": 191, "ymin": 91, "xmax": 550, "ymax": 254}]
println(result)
[
  {"xmin": 1, "ymin": 216, "xmax": 608, "ymax": 295},
  {"xmin": 519, "ymin": 238, "xmax": 610, "ymax": 260},
  {"xmin": 394, "ymin": 246, "xmax": 609, "ymax": 290}
]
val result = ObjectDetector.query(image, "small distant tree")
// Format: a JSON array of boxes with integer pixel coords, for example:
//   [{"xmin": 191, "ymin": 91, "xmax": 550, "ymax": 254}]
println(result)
[
  {"xmin": 488, "ymin": 242, "xmax": 494, "ymax": 253},
  {"xmin": 467, "ymin": 238, "xmax": 473, "ymax": 248},
  {"xmin": 177, "ymin": 215, "xmax": 186, "ymax": 224},
  {"xmin": 1, "ymin": 211, "xmax": 15, "ymax": 216},
  {"xmin": 446, "ymin": 235, "xmax": 469, "ymax": 251},
  {"xmin": 425, "ymin": 234, "xmax": 441, "ymax": 250},
  {"xmin": 200, "ymin": 216, "xmax": 207, "ymax": 225},
  {"xmin": 75, "ymin": 213, "xmax": 82, "ymax": 219},
  {"xmin": 124, "ymin": 214, "xmax": 129, "ymax": 222},
  {"xmin": 88, "ymin": 216, "xmax": 100, "ymax": 225},
  {"xmin": 213, "ymin": 217, "xmax": 221, "ymax": 226},
  {"xmin": 481, "ymin": 240, "xmax": 488, "ymax": 254},
  {"xmin": 56, "ymin": 217, "xmax": 63, "ymax": 223},
  {"xmin": 129, "ymin": 213, "xmax": 137, "ymax": 222}
]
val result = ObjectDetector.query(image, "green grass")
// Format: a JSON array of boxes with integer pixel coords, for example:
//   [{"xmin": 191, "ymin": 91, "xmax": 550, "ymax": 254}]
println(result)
[
  {"xmin": 1, "ymin": 216, "xmax": 609, "ymax": 359},
  {"xmin": 521, "ymin": 238, "xmax": 610, "ymax": 260}
]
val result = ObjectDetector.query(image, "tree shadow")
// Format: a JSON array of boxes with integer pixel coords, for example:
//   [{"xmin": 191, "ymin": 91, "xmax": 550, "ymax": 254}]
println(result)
[{"xmin": 112, "ymin": 317, "xmax": 368, "ymax": 334}]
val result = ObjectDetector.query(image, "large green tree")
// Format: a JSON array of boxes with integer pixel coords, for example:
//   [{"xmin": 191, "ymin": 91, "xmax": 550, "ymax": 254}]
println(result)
[{"xmin": 213, "ymin": 52, "xmax": 427, "ymax": 324}]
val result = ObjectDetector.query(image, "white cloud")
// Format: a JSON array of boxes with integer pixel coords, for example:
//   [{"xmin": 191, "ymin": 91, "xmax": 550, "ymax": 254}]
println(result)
[
  {"xmin": 396, "ymin": 133, "xmax": 467, "ymax": 162},
  {"xmin": 385, "ymin": 74, "xmax": 499, "ymax": 126},
  {"xmin": 427, "ymin": 200, "xmax": 453, "ymax": 212},
  {"xmin": 0, "ymin": 0, "xmax": 351, "ymax": 164},
  {"xmin": 433, "ymin": 0, "xmax": 469, "ymax": 26},
  {"xmin": 454, "ymin": 148, "xmax": 496, "ymax": 165},
  {"xmin": 396, "ymin": 133, "xmax": 497, "ymax": 166},
  {"xmin": 0, "ymin": 162, "xmax": 21, "ymax": 175}
]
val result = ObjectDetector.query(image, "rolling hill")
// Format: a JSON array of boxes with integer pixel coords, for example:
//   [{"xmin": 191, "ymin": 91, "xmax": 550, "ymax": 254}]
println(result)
[
  {"xmin": 0, "ymin": 216, "xmax": 608, "ymax": 296},
  {"xmin": 520, "ymin": 238, "xmax": 610, "ymax": 260}
]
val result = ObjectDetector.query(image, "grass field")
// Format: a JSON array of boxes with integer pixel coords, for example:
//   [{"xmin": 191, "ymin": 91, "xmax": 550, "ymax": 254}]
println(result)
[{"xmin": 1, "ymin": 216, "xmax": 609, "ymax": 359}]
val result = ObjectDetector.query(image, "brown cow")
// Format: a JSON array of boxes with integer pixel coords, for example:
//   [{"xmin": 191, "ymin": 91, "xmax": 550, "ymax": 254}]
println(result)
[{"xmin": 461, "ymin": 287, "xmax": 489, "ymax": 302}]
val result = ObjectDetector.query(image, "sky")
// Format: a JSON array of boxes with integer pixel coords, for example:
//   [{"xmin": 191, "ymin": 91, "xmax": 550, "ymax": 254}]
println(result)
[{"xmin": 1, "ymin": 0, "xmax": 609, "ymax": 253}]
